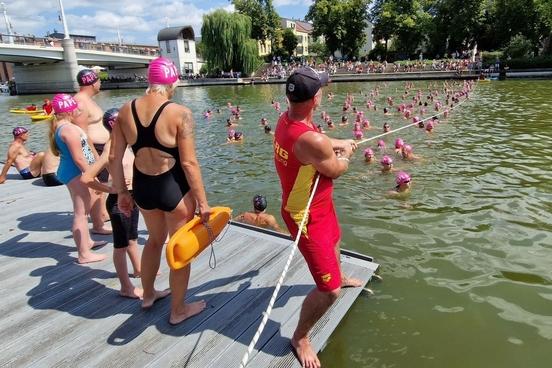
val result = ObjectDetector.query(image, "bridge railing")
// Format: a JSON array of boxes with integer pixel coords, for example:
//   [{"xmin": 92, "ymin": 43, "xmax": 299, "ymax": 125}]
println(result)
[{"xmin": 0, "ymin": 33, "xmax": 159, "ymax": 57}]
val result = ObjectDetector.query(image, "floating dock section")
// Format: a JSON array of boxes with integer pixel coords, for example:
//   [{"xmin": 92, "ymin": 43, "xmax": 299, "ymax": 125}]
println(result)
[{"xmin": 0, "ymin": 169, "xmax": 379, "ymax": 367}]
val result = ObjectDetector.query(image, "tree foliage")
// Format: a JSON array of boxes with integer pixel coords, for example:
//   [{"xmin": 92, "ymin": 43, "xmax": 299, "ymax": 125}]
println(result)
[
  {"xmin": 306, "ymin": 0, "xmax": 370, "ymax": 58},
  {"xmin": 370, "ymin": 0, "xmax": 552, "ymax": 60},
  {"xmin": 201, "ymin": 10, "xmax": 260, "ymax": 75},
  {"xmin": 282, "ymin": 28, "xmax": 299, "ymax": 57},
  {"xmin": 232, "ymin": 0, "xmax": 281, "ymax": 44}
]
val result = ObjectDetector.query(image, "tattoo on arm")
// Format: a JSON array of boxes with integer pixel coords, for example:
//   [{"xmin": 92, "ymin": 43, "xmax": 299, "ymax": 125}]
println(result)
[{"xmin": 181, "ymin": 110, "xmax": 195, "ymax": 138}]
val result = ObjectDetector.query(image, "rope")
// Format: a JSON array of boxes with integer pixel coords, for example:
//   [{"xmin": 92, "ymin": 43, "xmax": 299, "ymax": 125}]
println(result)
[
  {"xmin": 239, "ymin": 174, "xmax": 321, "ymax": 368},
  {"xmin": 239, "ymin": 80, "xmax": 476, "ymax": 367},
  {"xmin": 356, "ymin": 82, "xmax": 475, "ymax": 146}
]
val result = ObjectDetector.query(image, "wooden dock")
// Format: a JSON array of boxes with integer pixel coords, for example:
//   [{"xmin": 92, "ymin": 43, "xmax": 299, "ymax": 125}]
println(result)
[{"xmin": 0, "ymin": 169, "xmax": 379, "ymax": 367}]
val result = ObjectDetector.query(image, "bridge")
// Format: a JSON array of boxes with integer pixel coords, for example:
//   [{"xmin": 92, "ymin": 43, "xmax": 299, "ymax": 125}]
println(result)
[{"xmin": 0, "ymin": 34, "xmax": 159, "ymax": 94}]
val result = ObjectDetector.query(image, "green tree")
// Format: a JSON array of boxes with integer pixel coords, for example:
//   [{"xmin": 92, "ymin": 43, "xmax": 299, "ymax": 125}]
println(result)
[
  {"xmin": 428, "ymin": 0, "xmax": 482, "ymax": 57},
  {"xmin": 307, "ymin": 0, "xmax": 370, "ymax": 58},
  {"xmin": 232, "ymin": 0, "xmax": 281, "ymax": 44},
  {"xmin": 503, "ymin": 34, "xmax": 534, "ymax": 58},
  {"xmin": 201, "ymin": 9, "xmax": 260, "ymax": 75},
  {"xmin": 309, "ymin": 40, "xmax": 328, "ymax": 56},
  {"xmin": 282, "ymin": 28, "xmax": 299, "ymax": 57}
]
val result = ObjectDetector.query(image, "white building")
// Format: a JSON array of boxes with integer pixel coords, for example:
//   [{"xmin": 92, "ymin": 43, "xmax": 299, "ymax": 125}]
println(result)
[
  {"xmin": 359, "ymin": 21, "xmax": 374, "ymax": 56},
  {"xmin": 157, "ymin": 26, "xmax": 198, "ymax": 75}
]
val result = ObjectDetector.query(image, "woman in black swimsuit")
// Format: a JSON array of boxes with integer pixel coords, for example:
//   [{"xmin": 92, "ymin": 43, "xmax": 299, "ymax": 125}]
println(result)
[{"xmin": 109, "ymin": 57, "xmax": 211, "ymax": 325}]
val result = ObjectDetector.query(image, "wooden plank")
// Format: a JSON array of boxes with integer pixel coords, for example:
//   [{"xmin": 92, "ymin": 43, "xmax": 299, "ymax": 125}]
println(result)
[
  {"xmin": 24, "ymin": 232, "xmax": 282, "ymax": 368},
  {"xmin": 144, "ymin": 247, "xmax": 311, "ymax": 367},
  {"xmin": 245, "ymin": 261, "xmax": 375, "ymax": 367}
]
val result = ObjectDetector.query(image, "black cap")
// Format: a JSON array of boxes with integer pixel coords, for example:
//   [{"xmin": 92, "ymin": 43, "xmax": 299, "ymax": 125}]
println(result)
[
  {"xmin": 286, "ymin": 67, "xmax": 329, "ymax": 103},
  {"xmin": 253, "ymin": 195, "xmax": 267, "ymax": 212}
]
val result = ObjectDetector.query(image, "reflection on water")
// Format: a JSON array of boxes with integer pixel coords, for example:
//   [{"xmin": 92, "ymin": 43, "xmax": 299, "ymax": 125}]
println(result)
[{"xmin": 1, "ymin": 80, "xmax": 552, "ymax": 367}]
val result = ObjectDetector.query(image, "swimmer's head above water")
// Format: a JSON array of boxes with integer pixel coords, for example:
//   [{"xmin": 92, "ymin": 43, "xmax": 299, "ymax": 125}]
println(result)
[{"xmin": 253, "ymin": 194, "xmax": 267, "ymax": 212}]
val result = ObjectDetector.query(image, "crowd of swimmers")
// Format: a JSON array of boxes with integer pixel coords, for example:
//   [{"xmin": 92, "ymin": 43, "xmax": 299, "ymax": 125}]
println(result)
[{"xmin": 0, "ymin": 58, "xmax": 473, "ymax": 367}]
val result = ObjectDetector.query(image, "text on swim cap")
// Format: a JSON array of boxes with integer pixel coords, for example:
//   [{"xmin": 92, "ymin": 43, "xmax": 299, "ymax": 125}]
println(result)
[
  {"xmin": 162, "ymin": 65, "xmax": 177, "ymax": 79},
  {"xmin": 56, "ymin": 98, "xmax": 76, "ymax": 110},
  {"xmin": 81, "ymin": 73, "xmax": 97, "ymax": 84}
]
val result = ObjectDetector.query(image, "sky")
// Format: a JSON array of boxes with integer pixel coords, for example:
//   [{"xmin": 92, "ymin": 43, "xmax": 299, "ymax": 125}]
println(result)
[{"xmin": 1, "ymin": 0, "xmax": 312, "ymax": 45}]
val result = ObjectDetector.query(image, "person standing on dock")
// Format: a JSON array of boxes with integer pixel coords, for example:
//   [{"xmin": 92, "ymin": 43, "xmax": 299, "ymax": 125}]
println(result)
[
  {"xmin": 110, "ymin": 57, "xmax": 211, "ymax": 324},
  {"xmin": 74, "ymin": 69, "xmax": 112, "ymax": 236},
  {"xmin": 274, "ymin": 66, "xmax": 363, "ymax": 368}
]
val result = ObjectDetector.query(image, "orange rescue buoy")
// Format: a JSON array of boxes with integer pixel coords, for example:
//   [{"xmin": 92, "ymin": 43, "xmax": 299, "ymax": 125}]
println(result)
[{"xmin": 166, "ymin": 206, "xmax": 232, "ymax": 270}]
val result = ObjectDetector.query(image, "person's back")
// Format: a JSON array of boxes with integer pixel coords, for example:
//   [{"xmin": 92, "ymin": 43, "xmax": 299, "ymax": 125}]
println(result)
[{"xmin": 234, "ymin": 195, "xmax": 282, "ymax": 232}]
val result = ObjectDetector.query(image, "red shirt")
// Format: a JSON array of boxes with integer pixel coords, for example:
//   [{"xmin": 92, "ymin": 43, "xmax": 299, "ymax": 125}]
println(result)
[
  {"xmin": 43, "ymin": 103, "xmax": 53, "ymax": 115},
  {"xmin": 274, "ymin": 112, "xmax": 334, "ymax": 227}
]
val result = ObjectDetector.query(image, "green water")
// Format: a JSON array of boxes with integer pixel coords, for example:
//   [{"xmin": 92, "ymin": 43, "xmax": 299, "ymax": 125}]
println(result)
[{"xmin": 1, "ymin": 80, "xmax": 551, "ymax": 367}]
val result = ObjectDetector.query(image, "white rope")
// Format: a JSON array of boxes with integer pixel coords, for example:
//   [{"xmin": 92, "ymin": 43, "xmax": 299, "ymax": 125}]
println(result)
[
  {"xmin": 239, "ymin": 80, "xmax": 476, "ymax": 367},
  {"xmin": 240, "ymin": 174, "xmax": 321, "ymax": 368},
  {"xmin": 356, "ymin": 81, "xmax": 475, "ymax": 146}
]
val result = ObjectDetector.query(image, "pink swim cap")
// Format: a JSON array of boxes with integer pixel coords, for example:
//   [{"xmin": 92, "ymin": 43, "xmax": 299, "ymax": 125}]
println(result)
[
  {"xmin": 396, "ymin": 171, "xmax": 411, "ymax": 185},
  {"xmin": 354, "ymin": 130, "xmax": 363, "ymax": 139},
  {"xmin": 403, "ymin": 144, "xmax": 413, "ymax": 153},
  {"xmin": 395, "ymin": 138, "xmax": 404, "ymax": 149},
  {"xmin": 413, "ymin": 116, "xmax": 420, "ymax": 123},
  {"xmin": 381, "ymin": 155, "xmax": 393, "ymax": 165},
  {"xmin": 148, "ymin": 57, "xmax": 179, "ymax": 84},
  {"xmin": 426, "ymin": 121, "xmax": 434, "ymax": 130},
  {"xmin": 228, "ymin": 129, "xmax": 236, "ymax": 138},
  {"xmin": 12, "ymin": 126, "xmax": 28, "ymax": 137},
  {"xmin": 364, "ymin": 148, "xmax": 374, "ymax": 157},
  {"xmin": 377, "ymin": 139, "xmax": 385, "ymax": 148},
  {"xmin": 52, "ymin": 93, "xmax": 78, "ymax": 114}
]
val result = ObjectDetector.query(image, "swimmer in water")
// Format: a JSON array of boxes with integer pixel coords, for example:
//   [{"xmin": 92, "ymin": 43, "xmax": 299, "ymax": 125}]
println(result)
[
  {"xmin": 234, "ymin": 195, "xmax": 283, "ymax": 232},
  {"xmin": 260, "ymin": 117, "xmax": 268, "ymax": 126},
  {"xmin": 394, "ymin": 138, "xmax": 404, "ymax": 154},
  {"xmin": 386, "ymin": 171, "xmax": 411, "ymax": 198},
  {"xmin": 380, "ymin": 155, "xmax": 394, "ymax": 173},
  {"xmin": 364, "ymin": 148, "xmax": 375, "ymax": 163},
  {"xmin": 383, "ymin": 122, "xmax": 391, "ymax": 133},
  {"xmin": 264, "ymin": 125, "xmax": 274, "ymax": 135},
  {"xmin": 327, "ymin": 120, "xmax": 335, "ymax": 130},
  {"xmin": 340, "ymin": 115, "xmax": 349, "ymax": 126},
  {"xmin": 377, "ymin": 139, "xmax": 386, "ymax": 152},
  {"xmin": 425, "ymin": 121, "xmax": 434, "ymax": 133},
  {"xmin": 401, "ymin": 144, "xmax": 420, "ymax": 161},
  {"xmin": 227, "ymin": 129, "xmax": 236, "ymax": 143},
  {"xmin": 383, "ymin": 107, "xmax": 391, "ymax": 116}
]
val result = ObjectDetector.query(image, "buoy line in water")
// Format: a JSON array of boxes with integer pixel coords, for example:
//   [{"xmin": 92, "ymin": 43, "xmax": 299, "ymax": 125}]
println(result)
[{"xmin": 239, "ymin": 79, "xmax": 478, "ymax": 367}]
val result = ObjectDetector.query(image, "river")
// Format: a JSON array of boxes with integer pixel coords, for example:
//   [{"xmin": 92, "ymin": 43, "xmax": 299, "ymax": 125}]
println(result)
[{"xmin": 1, "ymin": 79, "xmax": 551, "ymax": 367}]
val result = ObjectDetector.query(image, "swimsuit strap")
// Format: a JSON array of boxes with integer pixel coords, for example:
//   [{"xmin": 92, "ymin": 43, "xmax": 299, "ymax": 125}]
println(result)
[{"xmin": 131, "ymin": 99, "xmax": 177, "ymax": 157}]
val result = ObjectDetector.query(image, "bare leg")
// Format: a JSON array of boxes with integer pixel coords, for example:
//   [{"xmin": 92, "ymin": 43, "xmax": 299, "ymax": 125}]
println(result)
[
  {"xmin": 113, "ymin": 245, "xmax": 142, "ymax": 299},
  {"xmin": 334, "ymin": 242, "xmax": 363, "ymax": 288},
  {"xmin": 29, "ymin": 152, "xmax": 45, "ymax": 177},
  {"xmin": 291, "ymin": 288, "xmax": 340, "ymax": 368},
  {"xmin": 126, "ymin": 239, "xmax": 141, "ymax": 277},
  {"xmin": 67, "ymin": 178, "xmax": 106, "ymax": 264},
  {"xmin": 140, "ymin": 208, "xmax": 171, "ymax": 308},
  {"xmin": 167, "ymin": 193, "xmax": 206, "ymax": 325},
  {"xmin": 90, "ymin": 189, "xmax": 111, "ymax": 234}
]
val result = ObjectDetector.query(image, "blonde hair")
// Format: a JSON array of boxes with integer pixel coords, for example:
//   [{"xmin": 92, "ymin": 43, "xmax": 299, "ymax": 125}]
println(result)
[
  {"xmin": 48, "ymin": 113, "xmax": 72, "ymax": 156},
  {"xmin": 146, "ymin": 81, "xmax": 178, "ymax": 96}
]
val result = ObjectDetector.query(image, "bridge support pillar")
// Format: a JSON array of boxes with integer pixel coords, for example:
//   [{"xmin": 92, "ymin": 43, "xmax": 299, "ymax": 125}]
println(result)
[{"xmin": 13, "ymin": 38, "xmax": 80, "ymax": 95}]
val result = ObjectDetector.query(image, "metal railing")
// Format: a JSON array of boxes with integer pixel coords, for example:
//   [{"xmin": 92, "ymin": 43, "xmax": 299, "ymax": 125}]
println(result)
[{"xmin": 0, "ymin": 33, "xmax": 159, "ymax": 57}]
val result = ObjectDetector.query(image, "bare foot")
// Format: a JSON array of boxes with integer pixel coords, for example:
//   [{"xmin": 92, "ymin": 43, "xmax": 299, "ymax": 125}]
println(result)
[
  {"xmin": 291, "ymin": 336, "xmax": 320, "ymax": 368},
  {"xmin": 120, "ymin": 287, "xmax": 144, "ymax": 299},
  {"xmin": 341, "ymin": 276, "xmax": 363, "ymax": 288},
  {"xmin": 142, "ymin": 289, "xmax": 171, "ymax": 309},
  {"xmin": 90, "ymin": 240, "xmax": 108, "ymax": 250},
  {"xmin": 78, "ymin": 253, "xmax": 107, "ymax": 264},
  {"xmin": 169, "ymin": 300, "xmax": 207, "ymax": 325},
  {"xmin": 91, "ymin": 227, "xmax": 112, "ymax": 235}
]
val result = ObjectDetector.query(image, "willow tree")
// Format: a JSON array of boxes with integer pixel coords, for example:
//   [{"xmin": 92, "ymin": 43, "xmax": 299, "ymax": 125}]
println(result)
[{"xmin": 201, "ymin": 9, "xmax": 260, "ymax": 75}]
